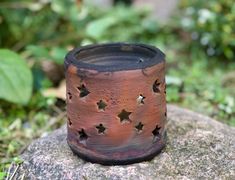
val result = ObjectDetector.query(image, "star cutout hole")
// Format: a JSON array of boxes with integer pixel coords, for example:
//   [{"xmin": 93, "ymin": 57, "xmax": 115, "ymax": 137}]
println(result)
[
  {"xmin": 78, "ymin": 128, "xmax": 88, "ymax": 141},
  {"xmin": 137, "ymin": 94, "xmax": 146, "ymax": 105},
  {"xmin": 67, "ymin": 92, "xmax": 72, "ymax": 100},
  {"xmin": 153, "ymin": 80, "xmax": 161, "ymax": 93},
  {"xmin": 77, "ymin": 84, "xmax": 90, "ymax": 98},
  {"xmin": 118, "ymin": 109, "xmax": 132, "ymax": 123},
  {"xmin": 97, "ymin": 100, "xmax": 107, "ymax": 111},
  {"xmin": 135, "ymin": 122, "xmax": 144, "ymax": 132},
  {"xmin": 152, "ymin": 125, "xmax": 161, "ymax": 142},
  {"xmin": 96, "ymin": 123, "xmax": 106, "ymax": 134},
  {"xmin": 68, "ymin": 117, "xmax": 72, "ymax": 126}
]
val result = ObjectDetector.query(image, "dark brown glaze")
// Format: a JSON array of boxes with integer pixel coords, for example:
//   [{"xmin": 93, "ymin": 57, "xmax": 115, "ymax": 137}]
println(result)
[{"xmin": 65, "ymin": 43, "xmax": 166, "ymax": 165}]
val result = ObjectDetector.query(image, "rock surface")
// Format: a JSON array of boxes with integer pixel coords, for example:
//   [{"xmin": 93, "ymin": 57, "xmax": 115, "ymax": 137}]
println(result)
[{"xmin": 11, "ymin": 105, "xmax": 235, "ymax": 180}]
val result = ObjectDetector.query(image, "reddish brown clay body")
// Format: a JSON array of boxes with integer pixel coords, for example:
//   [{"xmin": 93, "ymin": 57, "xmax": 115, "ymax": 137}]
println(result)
[{"xmin": 65, "ymin": 43, "xmax": 166, "ymax": 165}]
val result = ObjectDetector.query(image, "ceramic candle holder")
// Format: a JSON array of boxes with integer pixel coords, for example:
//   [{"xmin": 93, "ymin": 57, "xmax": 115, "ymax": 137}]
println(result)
[{"xmin": 65, "ymin": 43, "xmax": 167, "ymax": 165}]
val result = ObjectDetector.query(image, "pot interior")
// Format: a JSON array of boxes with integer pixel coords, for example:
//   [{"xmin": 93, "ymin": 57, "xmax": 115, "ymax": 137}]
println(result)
[{"xmin": 75, "ymin": 44, "xmax": 156, "ymax": 66}]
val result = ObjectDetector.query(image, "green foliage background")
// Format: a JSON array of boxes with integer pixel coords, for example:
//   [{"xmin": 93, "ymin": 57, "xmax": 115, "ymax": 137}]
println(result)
[
  {"xmin": 0, "ymin": 0, "xmax": 235, "ymax": 178},
  {"xmin": 180, "ymin": 0, "xmax": 235, "ymax": 60}
]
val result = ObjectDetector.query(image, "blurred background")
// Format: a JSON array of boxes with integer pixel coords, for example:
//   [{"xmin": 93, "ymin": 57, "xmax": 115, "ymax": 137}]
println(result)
[{"xmin": 0, "ymin": 0, "xmax": 235, "ymax": 177}]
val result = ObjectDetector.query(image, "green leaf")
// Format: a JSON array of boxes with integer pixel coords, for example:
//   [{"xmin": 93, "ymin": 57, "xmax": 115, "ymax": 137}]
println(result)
[
  {"xmin": 51, "ymin": 0, "xmax": 70, "ymax": 15},
  {"xmin": 0, "ymin": 49, "xmax": 33, "ymax": 105},
  {"xmin": 50, "ymin": 47, "xmax": 67, "ymax": 64},
  {"xmin": 26, "ymin": 45, "xmax": 50, "ymax": 60},
  {"xmin": 166, "ymin": 76, "xmax": 183, "ymax": 86},
  {"xmin": 0, "ymin": 172, "xmax": 6, "ymax": 180},
  {"xmin": 13, "ymin": 157, "xmax": 23, "ymax": 165},
  {"xmin": 86, "ymin": 16, "xmax": 116, "ymax": 39}
]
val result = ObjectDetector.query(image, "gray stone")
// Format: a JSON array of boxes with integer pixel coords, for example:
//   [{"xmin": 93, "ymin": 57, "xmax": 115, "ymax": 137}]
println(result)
[{"xmin": 11, "ymin": 105, "xmax": 235, "ymax": 179}]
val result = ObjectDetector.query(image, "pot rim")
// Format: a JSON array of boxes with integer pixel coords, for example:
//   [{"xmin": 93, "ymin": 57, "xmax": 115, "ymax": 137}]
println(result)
[{"xmin": 65, "ymin": 42, "xmax": 165, "ymax": 72}]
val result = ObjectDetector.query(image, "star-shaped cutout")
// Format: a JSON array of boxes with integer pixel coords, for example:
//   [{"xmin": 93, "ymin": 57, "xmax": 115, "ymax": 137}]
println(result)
[
  {"xmin": 67, "ymin": 92, "xmax": 72, "ymax": 100},
  {"xmin": 68, "ymin": 117, "xmax": 72, "ymax": 126},
  {"xmin": 77, "ymin": 84, "xmax": 90, "ymax": 97},
  {"xmin": 135, "ymin": 122, "xmax": 144, "ymax": 132},
  {"xmin": 118, "ymin": 109, "xmax": 132, "ymax": 122},
  {"xmin": 153, "ymin": 80, "xmax": 161, "ymax": 93},
  {"xmin": 97, "ymin": 100, "xmax": 107, "ymax": 111},
  {"xmin": 78, "ymin": 128, "xmax": 88, "ymax": 141},
  {"xmin": 137, "ymin": 94, "xmax": 146, "ymax": 104},
  {"xmin": 152, "ymin": 125, "xmax": 161, "ymax": 137},
  {"xmin": 96, "ymin": 124, "xmax": 106, "ymax": 134}
]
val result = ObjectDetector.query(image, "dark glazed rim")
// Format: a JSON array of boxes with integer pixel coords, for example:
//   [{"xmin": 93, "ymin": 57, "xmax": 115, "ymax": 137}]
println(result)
[{"xmin": 65, "ymin": 42, "xmax": 165, "ymax": 72}]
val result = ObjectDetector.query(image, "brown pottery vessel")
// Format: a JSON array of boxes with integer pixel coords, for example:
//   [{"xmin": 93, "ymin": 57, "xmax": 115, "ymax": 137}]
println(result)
[{"xmin": 65, "ymin": 43, "xmax": 167, "ymax": 165}]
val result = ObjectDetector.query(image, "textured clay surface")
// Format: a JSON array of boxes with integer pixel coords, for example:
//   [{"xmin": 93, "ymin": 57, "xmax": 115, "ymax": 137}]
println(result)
[{"xmin": 66, "ymin": 58, "xmax": 166, "ymax": 164}]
